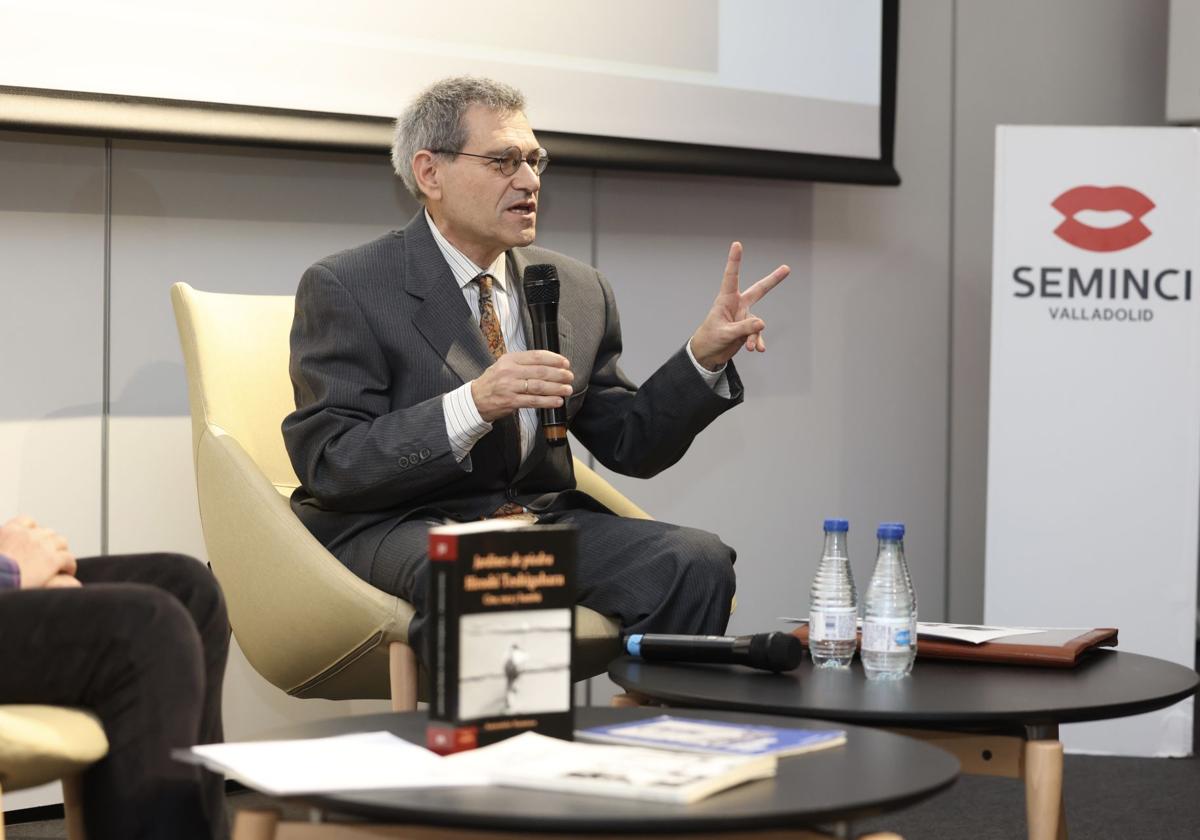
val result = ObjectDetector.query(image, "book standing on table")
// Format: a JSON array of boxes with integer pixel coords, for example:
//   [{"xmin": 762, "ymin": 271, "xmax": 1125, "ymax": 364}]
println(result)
[{"xmin": 426, "ymin": 520, "xmax": 577, "ymax": 754}]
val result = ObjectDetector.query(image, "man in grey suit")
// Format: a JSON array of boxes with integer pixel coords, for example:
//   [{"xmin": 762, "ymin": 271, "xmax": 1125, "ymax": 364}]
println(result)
[{"xmin": 284, "ymin": 77, "xmax": 788, "ymax": 659}]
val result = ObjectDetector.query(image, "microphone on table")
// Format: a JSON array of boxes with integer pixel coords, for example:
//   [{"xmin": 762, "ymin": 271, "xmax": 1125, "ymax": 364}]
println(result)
[
  {"xmin": 523, "ymin": 263, "xmax": 568, "ymax": 446},
  {"xmin": 623, "ymin": 631, "xmax": 803, "ymax": 673}
]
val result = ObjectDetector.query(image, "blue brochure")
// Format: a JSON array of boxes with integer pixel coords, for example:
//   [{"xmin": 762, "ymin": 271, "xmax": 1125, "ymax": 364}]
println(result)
[{"xmin": 577, "ymin": 715, "xmax": 846, "ymax": 758}]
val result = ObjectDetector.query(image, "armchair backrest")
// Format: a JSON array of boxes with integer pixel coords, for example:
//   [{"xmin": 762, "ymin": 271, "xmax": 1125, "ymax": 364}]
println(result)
[
  {"xmin": 171, "ymin": 283, "xmax": 299, "ymax": 493},
  {"xmin": 171, "ymin": 282, "xmax": 410, "ymax": 698}
]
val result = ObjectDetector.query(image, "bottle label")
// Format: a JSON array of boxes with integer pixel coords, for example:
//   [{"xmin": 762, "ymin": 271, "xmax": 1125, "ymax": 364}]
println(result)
[
  {"xmin": 810, "ymin": 607, "xmax": 857, "ymax": 642},
  {"xmin": 862, "ymin": 616, "xmax": 913, "ymax": 653}
]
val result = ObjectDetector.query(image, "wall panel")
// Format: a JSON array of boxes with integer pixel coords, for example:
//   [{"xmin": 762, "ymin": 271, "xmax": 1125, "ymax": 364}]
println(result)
[
  {"xmin": 583, "ymin": 0, "xmax": 953, "ymax": 663},
  {"xmin": 949, "ymin": 0, "xmax": 1172, "ymax": 622},
  {"xmin": 591, "ymin": 170, "xmax": 816, "ymax": 635},
  {"xmin": 810, "ymin": 0, "xmax": 953, "ymax": 620},
  {"xmin": 0, "ymin": 131, "xmax": 105, "ymax": 809}
]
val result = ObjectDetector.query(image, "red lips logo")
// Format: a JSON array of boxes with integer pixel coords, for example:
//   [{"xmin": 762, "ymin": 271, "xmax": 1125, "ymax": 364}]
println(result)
[{"xmin": 1051, "ymin": 186, "xmax": 1155, "ymax": 252}]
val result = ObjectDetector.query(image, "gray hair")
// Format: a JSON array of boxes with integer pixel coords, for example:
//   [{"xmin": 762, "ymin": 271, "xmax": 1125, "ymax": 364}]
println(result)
[{"xmin": 392, "ymin": 76, "xmax": 526, "ymax": 202}]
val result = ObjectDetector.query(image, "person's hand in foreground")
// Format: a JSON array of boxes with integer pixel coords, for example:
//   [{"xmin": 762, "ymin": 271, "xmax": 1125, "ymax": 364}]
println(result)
[{"xmin": 0, "ymin": 515, "xmax": 80, "ymax": 589}]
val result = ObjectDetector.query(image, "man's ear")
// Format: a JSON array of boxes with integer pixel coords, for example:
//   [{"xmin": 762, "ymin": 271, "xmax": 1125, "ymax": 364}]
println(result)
[{"xmin": 412, "ymin": 150, "xmax": 442, "ymax": 202}]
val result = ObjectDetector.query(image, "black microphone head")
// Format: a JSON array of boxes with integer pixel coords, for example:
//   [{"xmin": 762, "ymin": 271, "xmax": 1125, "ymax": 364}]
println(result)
[
  {"xmin": 749, "ymin": 631, "xmax": 803, "ymax": 672},
  {"xmin": 523, "ymin": 263, "xmax": 560, "ymax": 305}
]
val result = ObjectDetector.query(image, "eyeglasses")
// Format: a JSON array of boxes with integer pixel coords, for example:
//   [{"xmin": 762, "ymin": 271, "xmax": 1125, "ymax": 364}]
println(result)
[{"xmin": 433, "ymin": 146, "xmax": 550, "ymax": 176}]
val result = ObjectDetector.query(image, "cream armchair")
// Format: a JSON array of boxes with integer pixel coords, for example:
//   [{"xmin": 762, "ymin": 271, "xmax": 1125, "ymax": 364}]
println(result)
[
  {"xmin": 0, "ymin": 705, "xmax": 108, "ymax": 840},
  {"xmin": 170, "ymin": 283, "xmax": 632, "ymax": 710}
]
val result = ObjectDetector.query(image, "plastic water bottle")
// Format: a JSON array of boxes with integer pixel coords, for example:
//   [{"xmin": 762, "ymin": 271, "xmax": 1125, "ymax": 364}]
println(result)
[
  {"xmin": 862, "ymin": 522, "xmax": 917, "ymax": 680},
  {"xmin": 808, "ymin": 518, "xmax": 858, "ymax": 668}
]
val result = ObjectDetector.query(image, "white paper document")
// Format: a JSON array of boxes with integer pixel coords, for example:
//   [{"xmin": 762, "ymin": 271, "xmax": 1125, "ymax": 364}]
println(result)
[
  {"xmin": 913, "ymin": 622, "xmax": 1081, "ymax": 644},
  {"xmin": 184, "ymin": 729, "xmax": 775, "ymax": 803},
  {"xmin": 184, "ymin": 731, "xmax": 486, "ymax": 796}
]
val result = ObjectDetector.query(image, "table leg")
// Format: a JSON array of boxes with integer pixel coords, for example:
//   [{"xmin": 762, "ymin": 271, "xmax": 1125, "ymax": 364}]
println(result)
[
  {"xmin": 888, "ymin": 725, "xmax": 1067, "ymax": 840},
  {"xmin": 62, "ymin": 775, "xmax": 87, "ymax": 840},
  {"xmin": 389, "ymin": 641, "xmax": 418, "ymax": 712},
  {"xmin": 1023, "ymin": 726, "xmax": 1066, "ymax": 840},
  {"xmin": 610, "ymin": 690, "xmax": 658, "ymax": 708},
  {"xmin": 232, "ymin": 808, "xmax": 281, "ymax": 840}
]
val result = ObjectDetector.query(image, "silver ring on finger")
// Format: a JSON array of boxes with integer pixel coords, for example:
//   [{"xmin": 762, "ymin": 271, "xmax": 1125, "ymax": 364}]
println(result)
[{"xmin": 523, "ymin": 379, "xmax": 529, "ymax": 394}]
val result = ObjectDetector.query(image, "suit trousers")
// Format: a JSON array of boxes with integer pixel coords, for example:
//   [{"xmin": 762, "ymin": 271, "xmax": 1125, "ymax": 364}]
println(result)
[
  {"xmin": 360, "ymin": 507, "xmax": 737, "ymax": 663},
  {"xmin": 0, "ymin": 553, "xmax": 229, "ymax": 840}
]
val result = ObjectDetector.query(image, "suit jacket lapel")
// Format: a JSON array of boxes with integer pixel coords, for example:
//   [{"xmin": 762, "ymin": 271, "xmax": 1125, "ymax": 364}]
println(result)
[
  {"xmin": 509, "ymin": 249, "xmax": 534, "ymax": 350},
  {"xmin": 404, "ymin": 212, "xmax": 493, "ymax": 385}
]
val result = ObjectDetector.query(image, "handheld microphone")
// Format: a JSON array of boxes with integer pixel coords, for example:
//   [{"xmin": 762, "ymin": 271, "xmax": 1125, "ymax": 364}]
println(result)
[
  {"xmin": 522, "ymin": 263, "xmax": 567, "ymax": 446},
  {"xmin": 623, "ymin": 631, "xmax": 803, "ymax": 673}
]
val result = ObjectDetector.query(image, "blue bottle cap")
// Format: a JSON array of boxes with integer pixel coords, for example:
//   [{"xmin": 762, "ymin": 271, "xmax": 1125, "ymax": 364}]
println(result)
[
  {"xmin": 823, "ymin": 518, "xmax": 849, "ymax": 532},
  {"xmin": 877, "ymin": 522, "xmax": 906, "ymax": 540}
]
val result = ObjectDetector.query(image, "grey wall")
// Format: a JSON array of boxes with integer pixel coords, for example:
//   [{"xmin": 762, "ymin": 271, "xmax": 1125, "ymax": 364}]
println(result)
[
  {"xmin": 808, "ymin": 0, "xmax": 953, "ymax": 623},
  {"xmin": 0, "ymin": 135, "xmax": 105, "ymax": 557},
  {"xmin": 948, "ymin": 0, "xmax": 1171, "ymax": 620}
]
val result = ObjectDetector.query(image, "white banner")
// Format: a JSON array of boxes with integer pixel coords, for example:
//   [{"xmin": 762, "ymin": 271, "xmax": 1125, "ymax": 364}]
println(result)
[{"xmin": 986, "ymin": 126, "xmax": 1200, "ymax": 757}]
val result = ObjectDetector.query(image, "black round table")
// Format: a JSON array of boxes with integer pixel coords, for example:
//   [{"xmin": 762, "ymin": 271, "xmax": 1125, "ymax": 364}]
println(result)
[
  {"xmin": 608, "ymin": 649, "xmax": 1199, "ymax": 731},
  {"xmin": 250, "ymin": 706, "xmax": 959, "ymax": 836},
  {"xmin": 608, "ymin": 650, "xmax": 1198, "ymax": 840}
]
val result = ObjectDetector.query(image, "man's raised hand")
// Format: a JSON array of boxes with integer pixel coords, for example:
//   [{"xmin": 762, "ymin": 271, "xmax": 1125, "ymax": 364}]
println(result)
[{"xmin": 689, "ymin": 241, "xmax": 789, "ymax": 371}]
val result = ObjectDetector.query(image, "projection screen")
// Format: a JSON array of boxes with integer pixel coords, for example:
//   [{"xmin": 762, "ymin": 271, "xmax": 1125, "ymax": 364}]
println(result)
[{"xmin": 0, "ymin": 0, "xmax": 899, "ymax": 184}]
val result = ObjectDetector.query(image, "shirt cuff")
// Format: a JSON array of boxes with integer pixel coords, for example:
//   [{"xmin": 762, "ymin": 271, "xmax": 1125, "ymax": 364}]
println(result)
[
  {"xmin": 443, "ymin": 382, "xmax": 493, "ymax": 463},
  {"xmin": 686, "ymin": 339, "xmax": 731, "ymax": 400},
  {"xmin": 0, "ymin": 554, "xmax": 20, "ymax": 591}
]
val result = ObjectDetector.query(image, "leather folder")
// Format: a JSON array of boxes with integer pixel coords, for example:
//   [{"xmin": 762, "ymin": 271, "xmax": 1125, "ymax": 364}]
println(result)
[{"xmin": 792, "ymin": 625, "xmax": 1118, "ymax": 668}]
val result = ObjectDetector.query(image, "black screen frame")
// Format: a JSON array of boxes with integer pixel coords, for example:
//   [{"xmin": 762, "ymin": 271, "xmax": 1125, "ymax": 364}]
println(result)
[{"xmin": 0, "ymin": 0, "xmax": 900, "ymax": 186}]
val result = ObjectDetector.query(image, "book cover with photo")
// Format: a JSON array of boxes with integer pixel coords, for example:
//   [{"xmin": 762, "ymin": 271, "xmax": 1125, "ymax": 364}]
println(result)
[{"xmin": 426, "ymin": 520, "xmax": 576, "ymax": 754}]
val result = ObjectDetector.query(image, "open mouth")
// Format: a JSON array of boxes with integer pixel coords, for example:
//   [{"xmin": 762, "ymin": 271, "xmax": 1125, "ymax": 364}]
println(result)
[
  {"xmin": 507, "ymin": 199, "xmax": 537, "ymax": 217},
  {"xmin": 1051, "ymin": 186, "xmax": 1154, "ymax": 252}
]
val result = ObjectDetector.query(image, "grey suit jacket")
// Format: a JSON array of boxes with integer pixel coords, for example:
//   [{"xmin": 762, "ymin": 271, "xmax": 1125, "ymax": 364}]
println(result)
[{"xmin": 283, "ymin": 211, "xmax": 743, "ymax": 559}]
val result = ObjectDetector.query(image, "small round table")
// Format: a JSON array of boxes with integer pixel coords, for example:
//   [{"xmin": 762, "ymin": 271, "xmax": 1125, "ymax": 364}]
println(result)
[
  {"xmin": 608, "ymin": 650, "xmax": 1198, "ymax": 840},
  {"xmin": 232, "ymin": 706, "xmax": 959, "ymax": 839}
]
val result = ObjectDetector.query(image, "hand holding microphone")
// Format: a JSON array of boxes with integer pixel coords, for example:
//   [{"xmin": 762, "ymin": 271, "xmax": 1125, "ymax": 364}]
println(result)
[
  {"xmin": 470, "ymin": 350, "xmax": 572, "ymax": 422},
  {"xmin": 468, "ymin": 263, "xmax": 574, "ymax": 436}
]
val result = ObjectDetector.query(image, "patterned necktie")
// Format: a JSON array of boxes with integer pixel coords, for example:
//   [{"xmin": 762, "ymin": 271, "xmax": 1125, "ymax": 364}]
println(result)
[
  {"xmin": 476, "ymin": 273, "xmax": 530, "ymax": 519},
  {"xmin": 477, "ymin": 273, "xmax": 507, "ymax": 360}
]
